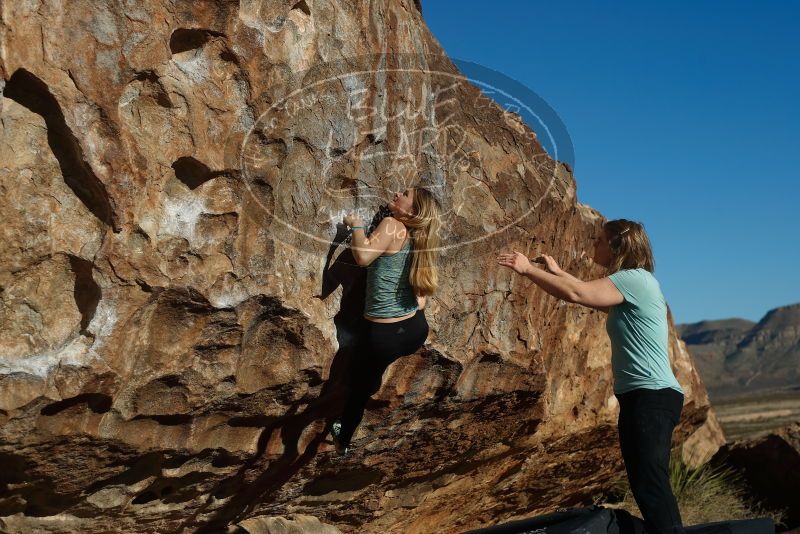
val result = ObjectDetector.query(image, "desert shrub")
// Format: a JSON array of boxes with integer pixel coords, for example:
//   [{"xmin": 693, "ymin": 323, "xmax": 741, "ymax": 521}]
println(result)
[{"xmin": 601, "ymin": 451, "xmax": 786, "ymax": 527}]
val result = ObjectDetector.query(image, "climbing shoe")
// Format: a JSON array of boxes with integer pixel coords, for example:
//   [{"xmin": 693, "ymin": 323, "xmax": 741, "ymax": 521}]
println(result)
[{"xmin": 330, "ymin": 420, "xmax": 350, "ymax": 456}]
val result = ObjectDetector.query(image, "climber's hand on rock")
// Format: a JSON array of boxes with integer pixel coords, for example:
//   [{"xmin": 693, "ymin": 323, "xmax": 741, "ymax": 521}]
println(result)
[
  {"xmin": 496, "ymin": 250, "xmax": 533, "ymax": 276},
  {"xmin": 343, "ymin": 213, "xmax": 364, "ymax": 228},
  {"xmin": 535, "ymin": 254, "xmax": 563, "ymax": 275}
]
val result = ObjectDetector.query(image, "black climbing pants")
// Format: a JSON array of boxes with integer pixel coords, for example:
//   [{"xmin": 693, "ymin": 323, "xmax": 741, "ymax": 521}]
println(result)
[
  {"xmin": 617, "ymin": 387, "xmax": 686, "ymax": 534},
  {"xmin": 338, "ymin": 309, "xmax": 429, "ymax": 446}
]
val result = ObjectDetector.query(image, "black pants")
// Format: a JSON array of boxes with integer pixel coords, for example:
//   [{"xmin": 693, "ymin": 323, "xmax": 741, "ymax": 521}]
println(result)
[
  {"xmin": 338, "ymin": 309, "xmax": 429, "ymax": 446},
  {"xmin": 617, "ymin": 387, "xmax": 685, "ymax": 534}
]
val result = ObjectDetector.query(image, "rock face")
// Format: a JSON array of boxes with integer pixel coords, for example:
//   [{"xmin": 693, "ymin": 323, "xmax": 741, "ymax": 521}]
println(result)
[
  {"xmin": 678, "ymin": 304, "xmax": 800, "ymax": 396},
  {"xmin": 711, "ymin": 423, "xmax": 800, "ymax": 529},
  {"xmin": 0, "ymin": 1, "xmax": 722, "ymax": 533}
]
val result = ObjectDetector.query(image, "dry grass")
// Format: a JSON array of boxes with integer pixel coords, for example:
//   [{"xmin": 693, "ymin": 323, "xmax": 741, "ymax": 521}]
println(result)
[{"xmin": 600, "ymin": 452, "xmax": 786, "ymax": 527}]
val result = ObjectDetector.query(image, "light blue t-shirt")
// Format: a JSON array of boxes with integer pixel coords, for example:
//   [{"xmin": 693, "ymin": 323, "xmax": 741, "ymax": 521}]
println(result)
[{"xmin": 606, "ymin": 268, "xmax": 684, "ymax": 396}]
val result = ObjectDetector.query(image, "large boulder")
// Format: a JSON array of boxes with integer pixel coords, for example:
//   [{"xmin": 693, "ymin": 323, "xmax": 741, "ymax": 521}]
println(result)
[{"xmin": 711, "ymin": 423, "xmax": 800, "ymax": 529}]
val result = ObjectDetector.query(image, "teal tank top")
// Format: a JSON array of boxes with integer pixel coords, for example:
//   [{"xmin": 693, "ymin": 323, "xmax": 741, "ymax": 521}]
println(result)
[
  {"xmin": 606, "ymin": 268, "xmax": 684, "ymax": 396},
  {"xmin": 364, "ymin": 238, "xmax": 418, "ymax": 318}
]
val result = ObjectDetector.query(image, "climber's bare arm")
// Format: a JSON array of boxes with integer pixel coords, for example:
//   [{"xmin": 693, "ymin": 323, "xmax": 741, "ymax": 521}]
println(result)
[{"xmin": 350, "ymin": 217, "xmax": 407, "ymax": 267}]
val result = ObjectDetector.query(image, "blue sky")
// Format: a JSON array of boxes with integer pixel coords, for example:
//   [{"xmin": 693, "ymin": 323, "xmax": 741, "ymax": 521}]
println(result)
[{"xmin": 422, "ymin": 0, "xmax": 799, "ymax": 324}]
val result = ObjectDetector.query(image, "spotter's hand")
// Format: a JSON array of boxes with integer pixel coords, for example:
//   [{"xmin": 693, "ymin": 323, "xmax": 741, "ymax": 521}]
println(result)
[
  {"xmin": 535, "ymin": 254, "xmax": 563, "ymax": 275},
  {"xmin": 496, "ymin": 250, "xmax": 534, "ymax": 276}
]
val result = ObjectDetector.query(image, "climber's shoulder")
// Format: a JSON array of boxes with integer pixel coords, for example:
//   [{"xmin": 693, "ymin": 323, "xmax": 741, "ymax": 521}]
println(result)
[{"xmin": 376, "ymin": 216, "xmax": 409, "ymax": 240}]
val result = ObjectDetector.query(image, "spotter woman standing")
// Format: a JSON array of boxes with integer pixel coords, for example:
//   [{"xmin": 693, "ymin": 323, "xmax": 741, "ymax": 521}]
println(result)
[{"xmin": 497, "ymin": 219, "xmax": 686, "ymax": 534}]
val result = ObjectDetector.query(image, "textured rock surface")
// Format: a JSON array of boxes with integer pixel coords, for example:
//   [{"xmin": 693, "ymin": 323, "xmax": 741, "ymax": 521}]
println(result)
[
  {"xmin": 237, "ymin": 513, "xmax": 344, "ymax": 533},
  {"xmin": 678, "ymin": 304, "xmax": 800, "ymax": 395},
  {"xmin": 1, "ymin": 1, "xmax": 723, "ymax": 532}
]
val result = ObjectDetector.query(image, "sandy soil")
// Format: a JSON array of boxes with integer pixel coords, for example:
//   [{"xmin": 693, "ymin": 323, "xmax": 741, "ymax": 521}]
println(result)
[{"xmin": 710, "ymin": 386, "xmax": 800, "ymax": 442}]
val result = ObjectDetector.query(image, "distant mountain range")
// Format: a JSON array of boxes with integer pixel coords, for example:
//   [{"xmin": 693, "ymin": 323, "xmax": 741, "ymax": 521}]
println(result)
[{"xmin": 677, "ymin": 303, "xmax": 800, "ymax": 397}]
